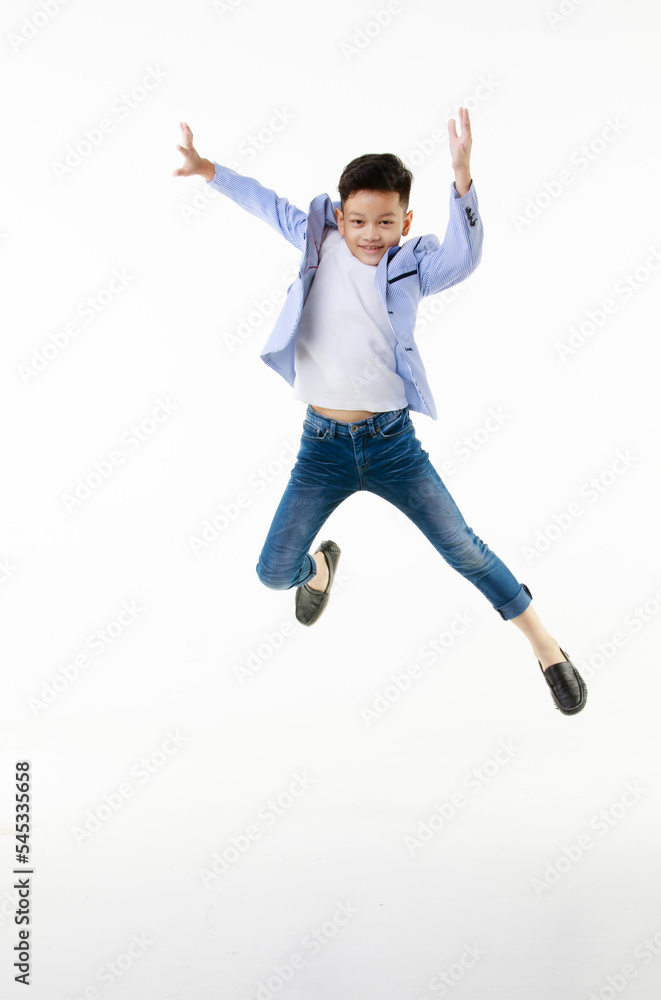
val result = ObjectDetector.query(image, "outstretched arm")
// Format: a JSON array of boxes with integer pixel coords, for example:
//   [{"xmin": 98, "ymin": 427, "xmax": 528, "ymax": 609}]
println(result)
[
  {"xmin": 418, "ymin": 106, "xmax": 482, "ymax": 296},
  {"xmin": 173, "ymin": 122, "xmax": 308, "ymax": 250}
]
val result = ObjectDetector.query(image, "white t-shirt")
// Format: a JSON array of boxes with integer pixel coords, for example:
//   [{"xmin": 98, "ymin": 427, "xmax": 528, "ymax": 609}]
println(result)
[{"xmin": 292, "ymin": 228, "xmax": 408, "ymax": 411}]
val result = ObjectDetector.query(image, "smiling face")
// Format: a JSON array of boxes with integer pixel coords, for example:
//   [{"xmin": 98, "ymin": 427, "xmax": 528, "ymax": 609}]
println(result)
[{"xmin": 335, "ymin": 189, "xmax": 413, "ymax": 266}]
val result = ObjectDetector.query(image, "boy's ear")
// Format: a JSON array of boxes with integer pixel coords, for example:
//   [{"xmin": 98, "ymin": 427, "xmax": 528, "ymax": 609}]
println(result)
[
  {"xmin": 402, "ymin": 209, "xmax": 413, "ymax": 235},
  {"xmin": 335, "ymin": 206, "xmax": 344, "ymax": 233}
]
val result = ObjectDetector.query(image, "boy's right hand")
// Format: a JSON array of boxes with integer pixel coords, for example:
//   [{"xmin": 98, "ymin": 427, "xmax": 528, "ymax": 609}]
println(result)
[{"xmin": 172, "ymin": 122, "xmax": 214, "ymax": 181}]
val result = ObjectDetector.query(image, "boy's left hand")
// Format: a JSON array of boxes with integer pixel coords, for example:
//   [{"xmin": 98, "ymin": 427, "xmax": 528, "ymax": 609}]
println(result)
[{"xmin": 448, "ymin": 106, "xmax": 472, "ymax": 172}]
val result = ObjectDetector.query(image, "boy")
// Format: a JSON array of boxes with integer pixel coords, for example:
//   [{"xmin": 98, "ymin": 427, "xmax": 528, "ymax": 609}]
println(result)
[{"xmin": 173, "ymin": 113, "xmax": 587, "ymax": 715}]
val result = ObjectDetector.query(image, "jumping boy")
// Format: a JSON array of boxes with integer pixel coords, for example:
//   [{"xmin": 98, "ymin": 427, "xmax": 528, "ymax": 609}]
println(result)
[{"xmin": 173, "ymin": 112, "xmax": 587, "ymax": 715}]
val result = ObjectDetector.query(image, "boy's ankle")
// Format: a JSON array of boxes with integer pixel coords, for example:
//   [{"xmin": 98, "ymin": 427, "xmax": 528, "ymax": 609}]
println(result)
[{"xmin": 308, "ymin": 550, "xmax": 329, "ymax": 591}]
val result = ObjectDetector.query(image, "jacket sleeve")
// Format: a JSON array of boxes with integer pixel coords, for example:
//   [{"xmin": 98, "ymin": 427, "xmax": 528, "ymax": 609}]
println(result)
[
  {"xmin": 206, "ymin": 161, "xmax": 308, "ymax": 251},
  {"xmin": 417, "ymin": 180, "xmax": 484, "ymax": 297}
]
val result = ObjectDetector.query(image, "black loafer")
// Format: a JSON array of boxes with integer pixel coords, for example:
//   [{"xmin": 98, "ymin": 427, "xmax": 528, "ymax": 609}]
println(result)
[
  {"xmin": 295, "ymin": 540, "xmax": 341, "ymax": 626},
  {"xmin": 539, "ymin": 649, "xmax": 587, "ymax": 715}
]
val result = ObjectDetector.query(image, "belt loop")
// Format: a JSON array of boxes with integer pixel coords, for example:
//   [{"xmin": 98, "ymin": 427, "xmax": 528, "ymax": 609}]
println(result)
[{"xmin": 330, "ymin": 419, "xmax": 336, "ymax": 438}]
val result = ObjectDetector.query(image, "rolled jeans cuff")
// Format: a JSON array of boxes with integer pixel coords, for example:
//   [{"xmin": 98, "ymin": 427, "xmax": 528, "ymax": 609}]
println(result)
[{"xmin": 496, "ymin": 583, "xmax": 533, "ymax": 621}]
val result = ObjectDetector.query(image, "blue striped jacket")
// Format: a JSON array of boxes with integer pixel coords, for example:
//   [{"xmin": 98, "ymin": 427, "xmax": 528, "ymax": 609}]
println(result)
[{"xmin": 206, "ymin": 161, "xmax": 483, "ymax": 419}]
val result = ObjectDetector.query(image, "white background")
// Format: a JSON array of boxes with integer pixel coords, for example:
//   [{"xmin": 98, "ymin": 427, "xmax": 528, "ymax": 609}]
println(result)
[{"xmin": 2, "ymin": 0, "xmax": 661, "ymax": 997}]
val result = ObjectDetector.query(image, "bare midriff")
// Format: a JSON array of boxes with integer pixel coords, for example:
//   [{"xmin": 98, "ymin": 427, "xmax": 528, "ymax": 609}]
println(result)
[{"xmin": 310, "ymin": 405, "xmax": 376, "ymax": 422}]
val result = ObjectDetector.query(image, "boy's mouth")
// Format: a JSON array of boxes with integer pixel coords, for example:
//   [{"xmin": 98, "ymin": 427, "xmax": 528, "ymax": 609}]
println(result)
[{"xmin": 360, "ymin": 245, "xmax": 383, "ymax": 254}]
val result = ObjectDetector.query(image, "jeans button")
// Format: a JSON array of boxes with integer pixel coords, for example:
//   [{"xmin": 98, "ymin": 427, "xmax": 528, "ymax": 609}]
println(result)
[{"xmin": 350, "ymin": 424, "xmax": 358, "ymax": 432}]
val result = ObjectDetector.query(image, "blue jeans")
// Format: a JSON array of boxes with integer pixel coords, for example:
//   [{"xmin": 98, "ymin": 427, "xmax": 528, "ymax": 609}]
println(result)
[{"xmin": 256, "ymin": 406, "xmax": 532, "ymax": 621}]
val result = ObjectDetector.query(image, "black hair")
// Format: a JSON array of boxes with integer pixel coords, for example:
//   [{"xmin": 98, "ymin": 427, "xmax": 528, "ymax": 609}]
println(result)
[{"xmin": 337, "ymin": 153, "xmax": 413, "ymax": 213}]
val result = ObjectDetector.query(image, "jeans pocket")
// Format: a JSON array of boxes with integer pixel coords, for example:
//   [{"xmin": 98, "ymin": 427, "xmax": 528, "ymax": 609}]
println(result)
[
  {"xmin": 301, "ymin": 419, "xmax": 328, "ymax": 440},
  {"xmin": 378, "ymin": 409, "xmax": 411, "ymax": 439}
]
